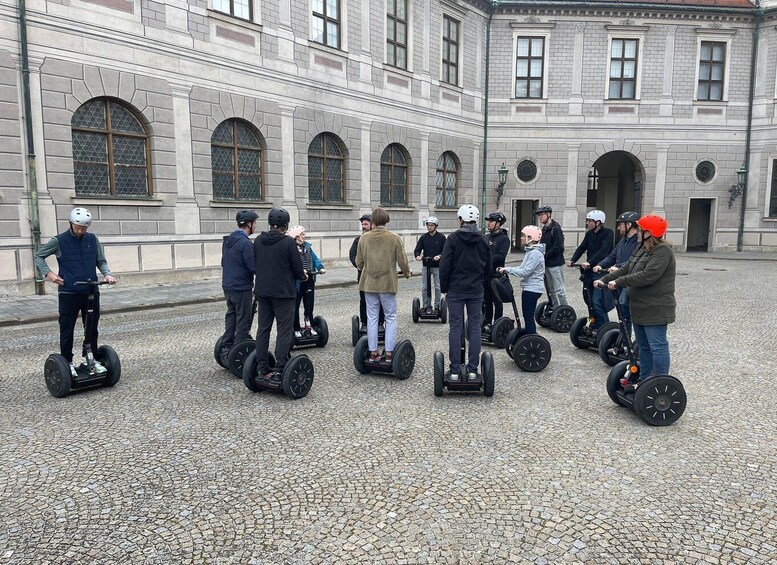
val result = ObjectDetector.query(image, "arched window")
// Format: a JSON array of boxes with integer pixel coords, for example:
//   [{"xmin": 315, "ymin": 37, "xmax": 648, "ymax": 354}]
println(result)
[
  {"xmin": 380, "ymin": 144, "xmax": 409, "ymax": 206},
  {"xmin": 211, "ymin": 119, "xmax": 263, "ymax": 201},
  {"xmin": 436, "ymin": 151, "xmax": 459, "ymax": 207},
  {"xmin": 71, "ymin": 98, "xmax": 150, "ymax": 197},
  {"xmin": 308, "ymin": 133, "xmax": 345, "ymax": 203}
]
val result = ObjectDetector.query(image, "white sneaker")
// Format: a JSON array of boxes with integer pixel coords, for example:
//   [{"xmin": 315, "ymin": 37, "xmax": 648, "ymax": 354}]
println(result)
[
  {"xmin": 93, "ymin": 360, "xmax": 108, "ymax": 374},
  {"xmin": 309, "ymin": 328, "xmax": 318, "ymax": 336},
  {"xmin": 468, "ymin": 372, "xmax": 479, "ymax": 381},
  {"xmin": 69, "ymin": 363, "xmax": 78, "ymax": 378},
  {"xmin": 294, "ymin": 331, "xmax": 302, "ymax": 339}
]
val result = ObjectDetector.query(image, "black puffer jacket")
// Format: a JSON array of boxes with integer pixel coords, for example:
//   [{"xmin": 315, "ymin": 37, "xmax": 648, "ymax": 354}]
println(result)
[
  {"xmin": 540, "ymin": 220, "xmax": 565, "ymax": 268},
  {"xmin": 488, "ymin": 228, "xmax": 510, "ymax": 271},
  {"xmin": 253, "ymin": 231, "xmax": 305, "ymax": 299},
  {"xmin": 439, "ymin": 225, "xmax": 491, "ymax": 296}
]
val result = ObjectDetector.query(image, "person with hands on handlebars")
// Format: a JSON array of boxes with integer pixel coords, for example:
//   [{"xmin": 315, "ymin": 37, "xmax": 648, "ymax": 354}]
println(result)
[
  {"xmin": 594, "ymin": 214, "xmax": 676, "ymax": 385},
  {"xmin": 413, "ymin": 216, "xmax": 446, "ymax": 314},
  {"xmin": 497, "ymin": 225, "xmax": 545, "ymax": 335},
  {"xmin": 482, "ymin": 211, "xmax": 510, "ymax": 333},
  {"xmin": 288, "ymin": 225, "xmax": 325, "ymax": 338},
  {"xmin": 349, "ymin": 213, "xmax": 384, "ymax": 331},
  {"xmin": 534, "ymin": 205, "xmax": 568, "ymax": 308},
  {"xmin": 35, "ymin": 208, "xmax": 117, "ymax": 378}
]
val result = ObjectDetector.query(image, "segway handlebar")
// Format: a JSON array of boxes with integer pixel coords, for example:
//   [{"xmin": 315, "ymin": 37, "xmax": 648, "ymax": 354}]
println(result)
[
  {"xmin": 74, "ymin": 280, "xmax": 111, "ymax": 287},
  {"xmin": 421, "ymin": 256, "xmax": 438, "ymax": 267}
]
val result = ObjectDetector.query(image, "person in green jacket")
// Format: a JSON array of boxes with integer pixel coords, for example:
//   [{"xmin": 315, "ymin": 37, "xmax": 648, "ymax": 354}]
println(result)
[{"xmin": 594, "ymin": 214, "xmax": 676, "ymax": 384}]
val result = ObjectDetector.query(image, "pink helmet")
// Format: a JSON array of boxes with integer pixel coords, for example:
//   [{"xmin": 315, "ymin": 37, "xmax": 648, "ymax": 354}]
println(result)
[
  {"xmin": 287, "ymin": 225, "xmax": 305, "ymax": 238},
  {"xmin": 521, "ymin": 225, "xmax": 542, "ymax": 243}
]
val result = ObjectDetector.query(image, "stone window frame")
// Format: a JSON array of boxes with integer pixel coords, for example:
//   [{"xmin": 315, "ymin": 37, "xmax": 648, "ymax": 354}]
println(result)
[
  {"xmin": 308, "ymin": 132, "xmax": 347, "ymax": 204},
  {"xmin": 435, "ymin": 151, "xmax": 460, "ymax": 209},
  {"xmin": 693, "ymin": 29, "xmax": 736, "ymax": 103},
  {"xmin": 441, "ymin": 14, "xmax": 461, "ymax": 86},
  {"xmin": 439, "ymin": 0, "xmax": 468, "ymax": 88},
  {"xmin": 211, "ymin": 118, "xmax": 265, "ymax": 202},
  {"xmin": 765, "ymin": 156, "xmax": 777, "ymax": 219},
  {"xmin": 211, "ymin": 0, "xmax": 253, "ymax": 22},
  {"xmin": 604, "ymin": 25, "xmax": 648, "ymax": 101},
  {"xmin": 693, "ymin": 158, "xmax": 718, "ymax": 186},
  {"xmin": 510, "ymin": 23, "xmax": 553, "ymax": 101},
  {"xmin": 386, "ymin": 0, "xmax": 410, "ymax": 70},
  {"xmin": 380, "ymin": 143, "xmax": 411, "ymax": 206},
  {"xmin": 311, "ymin": 0, "xmax": 342, "ymax": 50}
]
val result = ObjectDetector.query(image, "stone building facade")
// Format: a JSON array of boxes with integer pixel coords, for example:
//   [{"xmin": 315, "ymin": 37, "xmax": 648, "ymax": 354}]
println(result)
[{"xmin": 0, "ymin": 0, "xmax": 774, "ymax": 295}]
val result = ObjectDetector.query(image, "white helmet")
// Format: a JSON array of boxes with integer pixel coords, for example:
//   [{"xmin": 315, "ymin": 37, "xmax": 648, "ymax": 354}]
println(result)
[
  {"xmin": 586, "ymin": 209, "xmax": 606, "ymax": 224},
  {"xmin": 521, "ymin": 225, "xmax": 543, "ymax": 243},
  {"xmin": 457, "ymin": 205, "xmax": 479, "ymax": 224},
  {"xmin": 425, "ymin": 216, "xmax": 439, "ymax": 226},
  {"xmin": 69, "ymin": 208, "xmax": 92, "ymax": 227}
]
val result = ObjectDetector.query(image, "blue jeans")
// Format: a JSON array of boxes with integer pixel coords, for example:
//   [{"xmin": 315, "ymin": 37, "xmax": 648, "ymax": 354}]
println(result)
[
  {"xmin": 633, "ymin": 323, "xmax": 669, "ymax": 379},
  {"xmin": 521, "ymin": 290, "xmax": 541, "ymax": 334},
  {"xmin": 590, "ymin": 287, "xmax": 612, "ymax": 331},
  {"xmin": 446, "ymin": 293, "xmax": 482, "ymax": 374}
]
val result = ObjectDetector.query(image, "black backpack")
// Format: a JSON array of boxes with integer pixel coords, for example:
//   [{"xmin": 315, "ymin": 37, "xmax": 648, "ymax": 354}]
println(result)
[{"xmin": 490, "ymin": 274, "xmax": 514, "ymax": 304}]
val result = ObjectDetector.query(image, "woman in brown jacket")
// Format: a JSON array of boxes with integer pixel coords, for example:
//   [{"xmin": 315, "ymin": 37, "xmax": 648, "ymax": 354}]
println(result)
[{"xmin": 356, "ymin": 208, "xmax": 412, "ymax": 360}]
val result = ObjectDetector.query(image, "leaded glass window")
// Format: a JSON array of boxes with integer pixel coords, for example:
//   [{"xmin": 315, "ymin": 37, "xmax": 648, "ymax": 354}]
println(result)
[
  {"xmin": 435, "ymin": 152, "xmax": 458, "ymax": 208},
  {"xmin": 308, "ymin": 133, "xmax": 345, "ymax": 203},
  {"xmin": 380, "ymin": 144, "xmax": 408, "ymax": 206},
  {"xmin": 71, "ymin": 98, "xmax": 151, "ymax": 197},
  {"xmin": 211, "ymin": 119, "xmax": 263, "ymax": 201}
]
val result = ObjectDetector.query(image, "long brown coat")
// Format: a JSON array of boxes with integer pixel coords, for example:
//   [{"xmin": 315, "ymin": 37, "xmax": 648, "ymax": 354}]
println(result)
[{"xmin": 356, "ymin": 227, "xmax": 411, "ymax": 293}]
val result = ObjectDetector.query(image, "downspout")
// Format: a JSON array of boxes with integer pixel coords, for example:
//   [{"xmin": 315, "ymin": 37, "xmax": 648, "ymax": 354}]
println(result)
[
  {"xmin": 737, "ymin": 1, "xmax": 761, "ymax": 252},
  {"xmin": 18, "ymin": 0, "xmax": 45, "ymax": 294},
  {"xmin": 480, "ymin": 1, "xmax": 498, "ymax": 232}
]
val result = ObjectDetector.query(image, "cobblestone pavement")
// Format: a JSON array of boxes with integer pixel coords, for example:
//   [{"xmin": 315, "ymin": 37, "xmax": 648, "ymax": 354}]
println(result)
[{"xmin": 0, "ymin": 256, "xmax": 775, "ymax": 564}]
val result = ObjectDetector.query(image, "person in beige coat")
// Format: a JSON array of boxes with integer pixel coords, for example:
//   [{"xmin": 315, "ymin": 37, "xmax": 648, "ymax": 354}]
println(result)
[{"xmin": 356, "ymin": 207, "xmax": 412, "ymax": 360}]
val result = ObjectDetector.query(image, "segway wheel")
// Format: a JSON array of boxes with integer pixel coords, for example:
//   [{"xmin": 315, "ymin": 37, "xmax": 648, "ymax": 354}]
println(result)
[
  {"xmin": 227, "ymin": 339, "xmax": 254, "ymax": 378},
  {"xmin": 633, "ymin": 375, "xmax": 686, "ymax": 426},
  {"xmin": 313, "ymin": 316, "xmax": 329, "ymax": 348},
  {"xmin": 482, "ymin": 352, "xmax": 495, "ymax": 397},
  {"xmin": 214, "ymin": 336, "xmax": 228, "ymax": 368},
  {"xmin": 351, "ymin": 315, "xmax": 361, "ymax": 347},
  {"xmin": 412, "ymin": 297, "xmax": 420, "ymax": 323},
  {"xmin": 44, "ymin": 354, "xmax": 72, "ymax": 398},
  {"xmin": 512, "ymin": 334, "xmax": 551, "ymax": 372},
  {"xmin": 393, "ymin": 340, "xmax": 415, "ymax": 380},
  {"xmin": 534, "ymin": 301, "xmax": 551, "ymax": 328},
  {"xmin": 491, "ymin": 317, "xmax": 514, "ymax": 349},
  {"xmin": 282, "ymin": 355, "xmax": 315, "ymax": 399},
  {"xmin": 353, "ymin": 336, "xmax": 371, "ymax": 374},
  {"xmin": 241, "ymin": 351, "xmax": 261, "ymax": 392},
  {"xmin": 433, "ymin": 351, "xmax": 445, "ymax": 397},
  {"xmin": 439, "ymin": 298, "xmax": 447, "ymax": 324},
  {"xmin": 96, "ymin": 345, "xmax": 121, "ymax": 386},
  {"xmin": 606, "ymin": 360, "xmax": 635, "ymax": 407},
  {"xmin": 504, "ymin": 328, "xmax": 520, "ymax": 359},
  {"xmin": 597, "ymin": 329, "xmax": 622, "ymax": 367},
  {"xmin": 595, "ymin": 322, "xmax": 620, "ymax": 347},
  {"xmin": 550, "ymin": 305, "xmax": 576, "ymax": 333},
  {"xmin": 569, "ymin": 317, "xmax": 590, "ymax": 349}
]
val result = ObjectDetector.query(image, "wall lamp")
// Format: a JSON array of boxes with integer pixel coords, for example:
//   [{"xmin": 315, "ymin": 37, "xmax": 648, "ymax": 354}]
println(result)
[{"xmin": 495, "ymin": 162, "xmax": 509, "ymax": 208}]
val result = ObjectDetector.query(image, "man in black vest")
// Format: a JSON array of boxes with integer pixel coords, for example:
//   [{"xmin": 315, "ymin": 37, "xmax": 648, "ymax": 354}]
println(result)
[{"xmin": 35, "ymin": 208, "xmax": 116, "ymax": 378}]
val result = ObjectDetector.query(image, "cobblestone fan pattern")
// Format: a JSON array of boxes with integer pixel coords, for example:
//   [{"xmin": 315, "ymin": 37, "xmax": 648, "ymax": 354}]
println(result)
[{"xmin": 0, "ymin": 257, "xmax": 775, "ymax": 564}]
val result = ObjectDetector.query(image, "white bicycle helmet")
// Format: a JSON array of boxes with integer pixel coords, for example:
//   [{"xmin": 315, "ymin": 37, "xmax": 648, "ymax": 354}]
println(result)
[
  {"xmin": 425, "ymin": 216, "xmax": 439, "ymax": 225},
  {"xmin": 521, "ymin": 225, "xmax": 542, "ymax": 243},
  {"xmin": 457, "ymin": 205, "xmax": 479, "ymax": 224},
  {"xmin": 69, "ymin": 208, "xmax": 92, "ymax": 227},
  {"xmin": 585, "ymin": 209, "xmax": 606, "ymax": 224}
]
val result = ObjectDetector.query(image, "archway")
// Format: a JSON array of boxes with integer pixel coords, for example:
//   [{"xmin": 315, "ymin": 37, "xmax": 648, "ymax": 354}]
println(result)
[{"xmin": 587, "ymin": 151, "xmax": 644, "ymax": 226}]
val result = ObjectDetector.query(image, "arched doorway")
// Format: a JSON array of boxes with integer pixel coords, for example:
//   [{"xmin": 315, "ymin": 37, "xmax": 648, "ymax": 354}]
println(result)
[{"xmin": 586, "ymin": 151, "xmax": 644, "ymax": 226}]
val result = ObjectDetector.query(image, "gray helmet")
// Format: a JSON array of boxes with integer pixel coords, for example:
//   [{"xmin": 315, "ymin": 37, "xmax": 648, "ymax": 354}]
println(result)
[
  {"xmin": 268, "ymin": 208, "xmax": 290, "ymax": 228},
  {"xmin": 236, "ymin": 209, "xmax": 258, "ymax": 225},
  {"xmin": 616, "ymin": 211, "xmax": 640, "ymax": 224},
  {"xmin": 534, "ymin": 205, "xmax": 552, "ymax": 216}
]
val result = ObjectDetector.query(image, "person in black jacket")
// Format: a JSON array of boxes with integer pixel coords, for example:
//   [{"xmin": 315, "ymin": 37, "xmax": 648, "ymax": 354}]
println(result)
[
  {"xmin": 439, "ymin": 205, "xmax": 491, "ymax": 381},
  {"xmin": 566, "ymin": 209, "xmax": 614, "ymax": 330},
  {"xmin": 219, "ymin": 209, "xmax": 258, "ymax": 357},
  {"xmin": 482, "ymin": 211, "xmax": 509, "ymax": 332},
  {"xmin": 534, "ymin": 205, "xmax": 568, "ymax": 308},
  {"xmin": 413, "ymin": 216, "xmax": 446, "ymax": 313},
  {"xmin": 349, "ymin": 213, "xmax": 383, "ymax": 330},
  {"xmin": 253, "ymin": 208, "xmax": 306, "ymax": 382}
]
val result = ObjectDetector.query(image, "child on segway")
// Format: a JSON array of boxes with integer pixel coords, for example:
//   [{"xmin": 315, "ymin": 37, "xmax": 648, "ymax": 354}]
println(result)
[
  {"xmin": 288, "ymin": 225, "xmax": 326, "ymax": 339},
  {"xmin": 497, "ymin": 225, "xmax": 545, "ymax": 335}
]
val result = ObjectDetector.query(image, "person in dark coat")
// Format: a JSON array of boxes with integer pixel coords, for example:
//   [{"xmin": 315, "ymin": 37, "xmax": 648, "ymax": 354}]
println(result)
[
  {"xmin": 413, "ymin": 216, "xmax": 446, "ymax": 312},
  {"xmin": 534, "ymin": 205, "xmax": 568, "ymax": 308},
  {"xmin": 482, "ymin": 211, "xmax": 509, "ymax": 331},
  {"xmin": 253, "ymin": 208, "xmax": 306, "ymax": 382}
]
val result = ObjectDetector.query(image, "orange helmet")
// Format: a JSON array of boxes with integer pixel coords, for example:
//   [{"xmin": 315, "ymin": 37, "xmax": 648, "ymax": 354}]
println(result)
[{"xmin": 636, "ymin": 214, "xmax": 667, "ymax": 238}]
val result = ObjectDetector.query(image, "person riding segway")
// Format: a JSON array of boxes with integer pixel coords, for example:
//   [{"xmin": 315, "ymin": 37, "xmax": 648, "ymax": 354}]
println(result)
[
  {"xmin": 481, "ymin": 211, "xmax": 509, "ymax": 338},
  {"xmin": 412, "ymin": 216, "xmax": 447, "ymax": 323},
  {"xmin": 288, "ymin": 225, "xmax": 329, "ymax": 349},
  {"xmin": 350, "ymin": 214, "xmax": 385, "ymax": 345}
]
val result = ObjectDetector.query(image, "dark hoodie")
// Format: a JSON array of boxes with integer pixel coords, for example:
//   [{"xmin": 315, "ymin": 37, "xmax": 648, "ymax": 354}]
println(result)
[
  {"xmin": 488, "ymin": 228, "xmax": 510, "ymax": 271},
  {"xmin": 439, "ymin": 224, "xmax": 491, "ymax": 296},
  {"xmin": 221, "ymin": 229, "xmax": 256, "ymax": 293},
  {"xmin": 253, "ymin": 230, "xmax": 305, "ymax": 299}
]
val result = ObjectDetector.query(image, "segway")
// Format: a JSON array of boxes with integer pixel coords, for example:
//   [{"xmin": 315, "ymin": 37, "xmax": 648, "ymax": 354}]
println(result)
[
  {"xmin": 597, "ymin": 300, "xmax": 640, "ymax": 366},
  {"xmin": 491, "ymin": 273, "xmax": 552, "ymax": 372},
  {"xmin": 44, "ymin": 280, "xmax": 121, "ymax": 398},
  {"xmin": 353, "ymin": 335, "xmax": 415, "ymax": 380},
  {"xmin": 434, "ymin": 314, "xmax": 494, "ymax": 397},
  {"xmin": 242, "ymin": 350, "xmax": 314, "ymax": 399},
  {"xmin": 291, "ymin": 270, "xmax": 329, "ymax": 350},
  {"xmin": 533, "ymin": 277, "xmax": 576, "ymax": 333},
  {"xmin": 605, "ymin": 289, "xmax": 686, "ymax": 426},
  {"xmin": 214, "ymin": 300, "xmax": 258, "ymax": 378},
  {"xmin": 480, "ymin": 275, "xmax": 517, "ymax": 349},
  {"xmin": 412, "ymin": 257, "xmax": 447, "ymax": 323},
  {"xmin": 568, "ymin": 265, "xmax": 619, "ymax": 350}
]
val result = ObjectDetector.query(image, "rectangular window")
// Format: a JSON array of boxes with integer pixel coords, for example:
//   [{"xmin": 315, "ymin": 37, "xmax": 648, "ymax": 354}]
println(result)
[
  {"xmin": 442, "ymin": 15, "xmax": 460, "ymax": 86},
  {"xmin": 312, "ymin": 0, "xmax": 340, "ymax": 49},
  {"xmin": 609, "ymin": 38, "xmax": 638, "ymax": 99},
  {"xmin": 387, "ymin": 0, "xmax": 408, "ymax": 69},
  {"xmin": 515, "ymin": 36, "xmax": 544, "ymax": 98},
  {"xmin": 213, "ymin": 0, "xmax": 251, "ymax": 20},
  {"xmin": 698, "ymin": 40, "xmax": 726, "ymax": 101},
  {"xmin": 770, "ymin": 160, "xmax": 777, "ymax": 217}
]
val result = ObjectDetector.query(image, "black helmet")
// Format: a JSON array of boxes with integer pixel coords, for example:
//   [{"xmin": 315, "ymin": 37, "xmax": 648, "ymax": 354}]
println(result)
[
  {"xmin": 534, "ymin": 205, "xmax": 552, "ymax": 215},
  {"xmin": 236, "ymin": 209, "xmax": 258, "ymax": 225},
  {"xmin": 486, "ymin": 211, "xmax": 507, "ymax": 225},
  {"xmin": 616, "ymin": 211, "xmax": 640, "ymax": 224},
  {"xmin": 268, "ymin": 208, "xmax": 290, "ymax": 228},
  {"xmin": 359, "ymin": 213, "xmax": 371, "ymax": 222}
]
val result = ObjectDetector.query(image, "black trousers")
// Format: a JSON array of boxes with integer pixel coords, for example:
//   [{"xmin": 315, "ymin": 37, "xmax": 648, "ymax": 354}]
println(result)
[
  {"xmin": 221, "ymin": 289, "xmax": 254, "ymax": 349},
  {"xmin": 482, "ymin": 281, "xmax": 503, "ymax": 327},
  {"xmin": 359, "ymin": 290, "xmax": 384, "ymax": 326},
  {"xmin": 58, "ymin": 292, "xmax": 99, "ymax": 363},
  {"xmin": 255, "ymin": 296, "xmax": 295, "ymax": 374},
  {"xmin": 294, "ymin": 279, "xmax": 316, "ymax": 330}
]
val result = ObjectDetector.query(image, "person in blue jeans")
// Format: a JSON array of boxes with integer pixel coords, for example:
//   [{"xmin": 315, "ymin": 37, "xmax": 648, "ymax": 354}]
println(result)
[
  {"xmin": 439, "ymin": 205, "xmax": 491, "ymax": 381},
  {"xmin": 497, "ymin": 225, "xmax": 545, "ymax": 335},
  {"xmin": 595, "ymin": 214, "xmax": 676, "ymax": 387}
]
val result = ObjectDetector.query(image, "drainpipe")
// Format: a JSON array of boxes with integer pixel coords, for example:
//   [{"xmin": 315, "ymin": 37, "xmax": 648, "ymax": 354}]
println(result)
[
  {"xmin": 737, "ymin": 1, "xmax": 761, "ymax": 252},
  {"xmin": 18, "ymin": 0, "xmax": 45, "ymax": 294},
  {"xmin": 480, "ymin": 1, "xmax": 499, "ymax": 232}
]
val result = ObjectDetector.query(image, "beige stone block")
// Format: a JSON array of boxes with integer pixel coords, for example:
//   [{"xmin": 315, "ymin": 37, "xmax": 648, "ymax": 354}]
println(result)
[
  {"xmin": 322, "ymin": 238, "xmax": 339, "ymax": 261},
  {"xmin": 403, "ymin": 235, "xmax": 415, "ymax": 252},
  {"xmin": 106, "ymin": 245, "xmax": 139, "ymax": 273},
  {"xmin": 204, "ymin": 242, "xmax": 222, "ymax": 267},
  {"xmin": 666, "ymin": 232, "xmax": 684, "ymax": 247},
  {"xmin": 715, "ymin": 232, "xmax": 737, "ymax": 246},
  {"xmin": 175, "ymin": 243, "xmax": 203, "ymax": 269},
  {"xmin": 19, "ymin": 250, "xmax": 34, "ymax": 279},
  {"xmin": 743, "ymin": 232, "xmax": 759, "ymax": 246},
  {"xmin": 761, "ymin": 232, "xmax": 777, "ymax": 246},
  {"xmin": 142, "ymin": 245, "xmax": 173, "ymax": 271},
  {"xmin": 0, "ymin": 250, "xmax": 17, "ymax": 281}
]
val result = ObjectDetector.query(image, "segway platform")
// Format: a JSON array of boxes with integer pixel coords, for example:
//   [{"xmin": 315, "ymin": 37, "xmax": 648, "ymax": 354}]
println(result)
[
  {"xmin": 291, "ymin": 315, "xmax": 329, "ymax": 350},
  {"xmin": 242, "ymin": 351, "xmax": 313, "ymax": 399},
  {"xmin": 434, "ymin": 351, "xmax": 494, "ymax": 397},
  {"xmin": 353, "ymin": 336, "xmax": 415, "ymax": 380},
  {"xmin": 44, "ymin": 346, "xmax": 121, "ymax": 398},
  {"xmin": 606, "ymin": 361, "xmax": 686, "ymax": 426}
]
